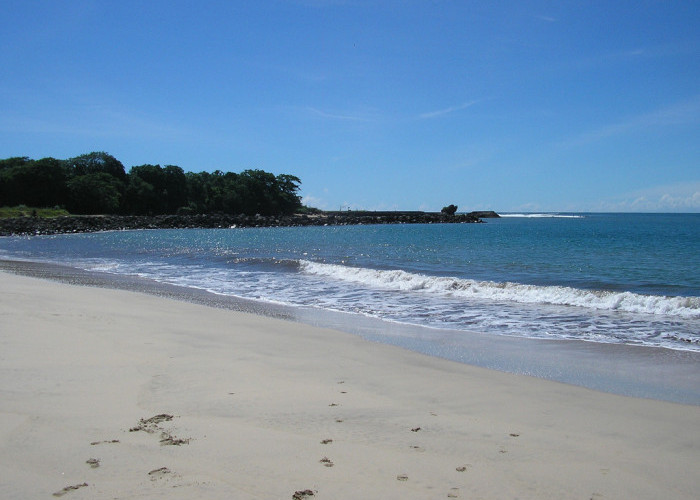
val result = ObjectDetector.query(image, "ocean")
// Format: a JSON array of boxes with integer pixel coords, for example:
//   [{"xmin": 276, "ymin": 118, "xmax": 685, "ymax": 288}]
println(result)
[{"xmin": 2, "ymin": 212, "xmax": 699, "ymax": 402}]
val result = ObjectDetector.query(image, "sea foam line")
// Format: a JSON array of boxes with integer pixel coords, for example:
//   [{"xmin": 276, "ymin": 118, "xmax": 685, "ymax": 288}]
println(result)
[
  {"xmin": 299, "ymin": 261, "xmax": 700, "ymax": 319},
  {"xmin": 499, "ymin": 213, "xmax": 585, "ymax": 218}
]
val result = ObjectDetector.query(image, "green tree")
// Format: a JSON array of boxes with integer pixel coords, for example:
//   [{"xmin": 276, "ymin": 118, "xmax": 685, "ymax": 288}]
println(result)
[
  {"xmin": 67, "ymin": 152, "xmax": 127, "ymax": 181},
  {"xmin": 123, "ymin": 173, "xmax": 157, "ymax": 214},
  {"xmin": 162, "ymin": 165, "xmax": 188, "ymax": 213},
  {"xmin": 126, "ymin": 165, "xmax": 164, "ymax": 214},
  {"xmin": 66, "ymin": 173, "xmax": 124, "ymax": 214},
  {"xmin": 125, "ymin": 164, "xmax": 188, "ymax": 214},
  {"xmin": 275, "ymin": 174, "xmax": 302, "ymax": 214},
  {"xmin": 0, "ymin": 157, "xmax": 68, "ymax": 208}
]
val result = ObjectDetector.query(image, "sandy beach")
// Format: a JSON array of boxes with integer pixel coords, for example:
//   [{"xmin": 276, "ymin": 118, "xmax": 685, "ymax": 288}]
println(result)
[{"xmin": 1, "ymin": 270, "xmax": 698, "ymax": 499}]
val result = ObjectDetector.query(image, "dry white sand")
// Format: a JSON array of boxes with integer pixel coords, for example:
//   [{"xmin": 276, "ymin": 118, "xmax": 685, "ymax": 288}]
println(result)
[{"xmin": 1, "ymin": 271, "xmax": 698, "ymax": 499}]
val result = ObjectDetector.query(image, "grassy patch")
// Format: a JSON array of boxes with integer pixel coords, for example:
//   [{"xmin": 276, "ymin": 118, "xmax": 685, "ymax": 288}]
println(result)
[{"xmin": 0, "ymin": 206, "xmax": 70, "ymax": 218}]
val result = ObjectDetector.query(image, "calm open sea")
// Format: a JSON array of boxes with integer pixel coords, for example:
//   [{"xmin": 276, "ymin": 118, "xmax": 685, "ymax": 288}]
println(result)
[{"xmin": 1, "ymin": 213, "xmax": 698, "ymax": 353}]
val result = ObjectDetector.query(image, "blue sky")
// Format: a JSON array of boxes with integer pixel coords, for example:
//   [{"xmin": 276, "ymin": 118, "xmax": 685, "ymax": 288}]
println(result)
[{"xmin": 1, "ymin": 1, "xmax": 699, "ymax": 212}]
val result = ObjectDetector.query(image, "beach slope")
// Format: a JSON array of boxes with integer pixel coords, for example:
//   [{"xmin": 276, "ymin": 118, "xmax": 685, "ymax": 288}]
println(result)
[{"xmin": 1, "ymin": 271, "xmax": 698, "ymax": 499}]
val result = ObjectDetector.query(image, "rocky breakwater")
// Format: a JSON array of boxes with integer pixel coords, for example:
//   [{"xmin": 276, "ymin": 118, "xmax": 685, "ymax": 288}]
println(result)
[{"xmin": 0, "ymin": 211, "xmax": 492, "ymax": 236}]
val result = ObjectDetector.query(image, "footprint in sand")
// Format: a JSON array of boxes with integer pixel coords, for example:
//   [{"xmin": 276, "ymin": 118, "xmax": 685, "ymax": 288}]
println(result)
[
  {"xmin": 447, "ymin": 487, "xmax": 460, "ymax": 498},
  {"xmin": 52, "ymin": 483, "xmax": 88, "ymax": 497},
  {"xmin": 148, "ymin": 467, "xmax": 171, "ymax": 480},
  {"xmin": 320, "ymin": 457, "xmax": 334, "ymax": 467},
  {"xmin": 396, "ymin": 474, "xmax": 408, "ymax": 481},
  {"xmin": 159, "ymin": 432, "xmax": 190, "ymax": 446},
  {"xmin": 129, "ymin": 414, "xmax": 174, "ymax": 433},
  {"xmin": 85, "ymin": 458, "xmax": 100, "ymax": 468},
  {"xmin": 293, "ymin": 490, "xmax": 315, "ymax": 499}
]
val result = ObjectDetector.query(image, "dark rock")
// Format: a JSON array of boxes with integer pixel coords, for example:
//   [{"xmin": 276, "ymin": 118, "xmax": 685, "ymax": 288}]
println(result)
[
  {"xmin": 0, "ymin": 211, "xmax": 490, "ymax": 236},
  {"xmin": 468, "ymin": 211, "xmax": 500, "ymax": 218}
]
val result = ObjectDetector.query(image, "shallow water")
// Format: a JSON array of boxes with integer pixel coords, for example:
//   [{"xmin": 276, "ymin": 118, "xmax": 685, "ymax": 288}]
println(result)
[{"xmin": 1, "ymin": 213, "xmax": 698, "ymax": 351}]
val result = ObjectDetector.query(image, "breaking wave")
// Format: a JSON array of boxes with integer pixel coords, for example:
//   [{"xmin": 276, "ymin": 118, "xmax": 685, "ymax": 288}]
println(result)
[
  {"xmin": 499, "ymin": 213, "xmax": 585, "ymax": 218},
  {"xmin": 299, "ymin": 261, "xmax": 700, "ymax": 319}
]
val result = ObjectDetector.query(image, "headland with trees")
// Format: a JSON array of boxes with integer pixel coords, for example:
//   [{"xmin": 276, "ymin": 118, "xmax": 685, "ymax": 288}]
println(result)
[{"xmin": 0, "ymin": 152, "xmax": 497, "ymax": 235}]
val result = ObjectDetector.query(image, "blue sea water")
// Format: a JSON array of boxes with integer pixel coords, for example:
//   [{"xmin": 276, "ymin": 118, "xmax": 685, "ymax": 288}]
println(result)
[{"xmin": 1, "ymin": 213, "xmax": 698, "ymax": 353}]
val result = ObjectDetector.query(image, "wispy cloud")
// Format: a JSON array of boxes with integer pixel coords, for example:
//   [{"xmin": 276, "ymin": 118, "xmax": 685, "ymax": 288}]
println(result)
[
  {"xmin": 0, "ymin": 106, "xmax": 194, "ymax": 141},
  {"xmin": 301, "ymin": 194, "xmax": 329, "ymax": 210},
  {"xmin": 557, "ymin": 94, "xmax": 700, "ymax": 149},
  {"xmin": 419, "ymin": 100, "xmax": 479, "ymax": 119},
  {"xmin": 535, "ymin": 15, "xmax": 557, "ymax": 22},
  {"xmin": 590, "ymin": 182, "xmax": 700, "ymax": 212},
  {"xmin": 567, "ymin": 41, "xmax": 700, "ymax": 73},
  {"xmin": 304, "ymin": 106, "xmax": 372, "ymax": 121}
]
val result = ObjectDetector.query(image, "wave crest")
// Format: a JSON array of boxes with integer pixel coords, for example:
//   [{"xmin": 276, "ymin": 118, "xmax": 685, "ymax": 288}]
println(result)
[
  {"xmin": 500, "ymin": 213, "xmax": 585, "ymax": 218},
  {"xmin": 299, "ymin": 261, "xmax": 700, "ymax": 318}
]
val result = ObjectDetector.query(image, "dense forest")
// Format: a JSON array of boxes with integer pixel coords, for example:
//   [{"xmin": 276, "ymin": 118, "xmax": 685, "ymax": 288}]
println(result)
[{"xmin": 0, "ymin": 152, "xmax": 303, "ymax": 216}]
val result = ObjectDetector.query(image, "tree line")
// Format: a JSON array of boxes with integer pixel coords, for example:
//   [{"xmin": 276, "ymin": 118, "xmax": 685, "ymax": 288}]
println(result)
[{"xmin": 0, "ymin": 152, "xmax": 303, "ymax": 216}]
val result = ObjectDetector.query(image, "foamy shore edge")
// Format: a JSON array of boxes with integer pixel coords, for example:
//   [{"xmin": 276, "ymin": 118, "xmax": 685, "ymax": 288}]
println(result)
[
  {"xmin": 1, "ymin": 269, "xmax": 699, "ymax": 499},
  {"xmin": 3, "ymin": 258, "xmax": 700, "ymax": 406}
]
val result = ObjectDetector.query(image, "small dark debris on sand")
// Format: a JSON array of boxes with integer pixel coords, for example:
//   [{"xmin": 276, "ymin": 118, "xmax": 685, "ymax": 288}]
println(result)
[
  {"xmin": 320, "ymin": 456, "xmax": 334, "ymax": 467},
  {"xmin": 321, "ymin": 438, "xmax": 333, "ymax": 444},
  {"xmin": 293, "ymin": 489, "xmax": 315, "ymax": 499},
  {"xmin": 129, "ymin": 414, "xmax": 174, "ymax": 433},
  {"xmin": 129, "ymin": 414, "xmax": 190, "ymax": 445},
  {"xmin": 397, "ymin": 474, "xmax": 409, "ymax": 481},
  {"xmin": 148, "ymin": 467, "xmax": 171, "ymax": 477},
  {"xmin": 160, "ymin": 432, "xmax": 190, "ymax": 446},
  {"xmin": 509, "ymin": 433, "xmax": 520, "ymax": 437},
  {"xmin": 85, "ymin": 458, "xmax": 100, "ymax": 468},
  {"xmin": 90, "ymin": 439, "xmax": 119, "ymax": 445},
  {"xmin": 411, "ymin": 427, "xmax": 421, "ymax": 432},
  {"xmin": 456, "ymin": 465, "xmax": 469, "ymax": 472},
  {"xmin": 52, "ymin": 483, "xmax": 88, "ymax": 497},
  {"xmin": 328, "ymin": 403, "xmax": 339, "ymax": 407}
]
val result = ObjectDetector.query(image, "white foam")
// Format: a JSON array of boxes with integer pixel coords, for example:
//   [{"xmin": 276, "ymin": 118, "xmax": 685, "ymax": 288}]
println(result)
[
  {"xmin": 299, "ymin": 261, "xmax": 700, "ymax": 319},
  {"xmin": 499, "ymin": 213, "xmax": 585, "ymax": 218}
]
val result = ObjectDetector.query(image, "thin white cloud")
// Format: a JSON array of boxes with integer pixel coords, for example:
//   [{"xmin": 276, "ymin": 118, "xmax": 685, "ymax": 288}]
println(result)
[
  {"xmin": 301, "ymin": 194, "xmax": 329, "ymax": 209},
  {"xmin": 590, "ymin": 182, "xmax": 700, "ymax": 212},
  {"xmin": 305, "ymin": 106, "xmax": 370, "ymax": 121},
  {"xmin": 557, "ymin": 94, "xmax": 700, "ymax": 149},
  {"xmin": 419, "ymin": 100, "xmax": 479, "ymax": 119},
  {"xmin": 0, "ymin": 101, "xmax": 195, "ymax": 142},
  {"xmin": 535, "ymin": 15, "xmax": 557, "ymax": 22}
]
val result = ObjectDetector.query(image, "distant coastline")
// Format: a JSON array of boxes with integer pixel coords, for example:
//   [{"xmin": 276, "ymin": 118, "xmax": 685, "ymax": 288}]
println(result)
[{"xmin": 0, "ymin": 210, "xmax": 499, "ymax": 236}]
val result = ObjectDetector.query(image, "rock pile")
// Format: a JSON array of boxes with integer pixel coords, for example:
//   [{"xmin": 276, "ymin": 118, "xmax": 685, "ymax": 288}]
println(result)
[{"xmin": 0, "ymin": 211, "xmax": 494, "ymax": 236}]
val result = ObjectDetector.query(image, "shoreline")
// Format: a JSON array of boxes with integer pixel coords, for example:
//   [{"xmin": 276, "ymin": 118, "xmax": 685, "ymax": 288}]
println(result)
[
  {"xmin": 2, "ymin": 258, "xmax": 700, "ymax": 406},
  {"xmin": 1, "ymin": 268, "xmax": 698, "ymax": 499}
]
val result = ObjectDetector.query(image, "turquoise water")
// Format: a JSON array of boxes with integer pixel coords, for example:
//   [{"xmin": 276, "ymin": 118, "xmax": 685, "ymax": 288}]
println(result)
[{"xmin": 1, "ymin": 213, "xmax": 698, "ymax": 351}]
